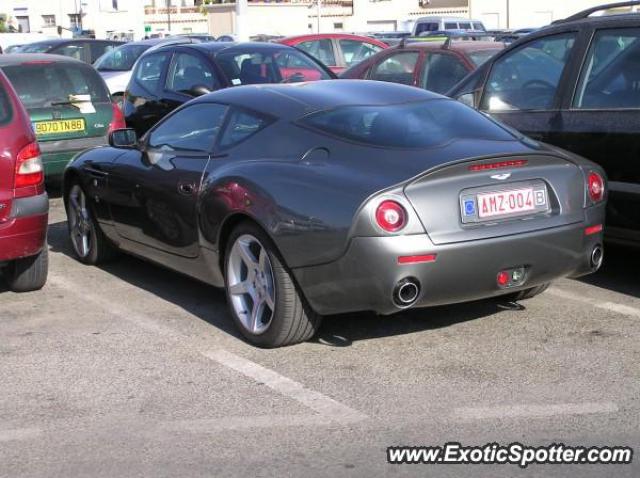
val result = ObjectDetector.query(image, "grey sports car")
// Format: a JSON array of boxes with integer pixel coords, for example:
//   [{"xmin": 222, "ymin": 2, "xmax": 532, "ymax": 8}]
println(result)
[{"xmin": 63, "ymin": 80, "xmax": 607, "ymax": 347}]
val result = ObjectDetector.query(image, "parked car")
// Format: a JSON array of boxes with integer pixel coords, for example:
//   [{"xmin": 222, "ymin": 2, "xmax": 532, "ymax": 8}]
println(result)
[
  {"xmin": 16, "ymin": 39, "xmax": 124, "ymax": 64},
  {"xmin": 94, "ymin": 38, "xmax": 199, "ymax": 101},
  {"xmin": 340, "ymin": 39, "xmax": 504, "ymax": 94},
  {"xmin": 448, "ymin": 1, "xmax": 640, "ymax": 245},
  {"xmin": 0, "ymin": 70, "xmax": 48, "ymax": 292},
  {"xmin": 123, "ymin": 41, "xmax": 335, "ymax": 135},
  {"xmin": 412, "ymin": 16, "xmax": 486, "ymax": 36},
  {"xmin": 0, "ymin": 54, "xmax": 125, "ymax": 180},
  {"xmin": 278, "ymin": 34, "xmax": 388, "ymax": 73},
  {"xmin": 64, "ymin": 80, "xmax": 605, "ymax": 347}
]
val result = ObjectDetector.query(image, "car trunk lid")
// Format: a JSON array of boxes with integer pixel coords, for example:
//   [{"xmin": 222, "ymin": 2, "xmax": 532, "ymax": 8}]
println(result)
[{"xmin": 403, "ymin": 154, "xmax": 586, "ymax": 245}]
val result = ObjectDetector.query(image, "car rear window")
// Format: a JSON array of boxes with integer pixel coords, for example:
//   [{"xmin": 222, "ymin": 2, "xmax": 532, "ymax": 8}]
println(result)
[
  {"xmin": 300, "ymin": 99, "xmax": 514, "ymax": 148},
  {"xmin": 215, "ymin": 48, "xmax": 332, "ymax": 85},
  {"xmin": 0, "ymin": 84, "xmax": 12, "ymax": 125},
  {"xmin": 2, "ymin": 62, "xmax": 110, "ymax": 109},
  {"xmin": 468, "ymin": 48, "xmax": 502, "ymax": 67},
  {"xmin": 95, "ymin": 44, "xmax": 151, "ymax": 71}
]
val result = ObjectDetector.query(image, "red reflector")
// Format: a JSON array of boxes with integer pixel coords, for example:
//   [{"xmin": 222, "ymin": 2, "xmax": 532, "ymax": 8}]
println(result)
[
  {"xmin": 398, "ymin": 254, "xmax": 437, "ymax": 265},
  {"xmin": 469, "ymin": 159, "xmax": 528, "ymax": 171},
  {"xmin": 585, "ymin": 224, "xmax": 603, "ymax": 236},
  {"xmin": 497, "ymin": 271, "xmax": 510, "ymax": 287}
]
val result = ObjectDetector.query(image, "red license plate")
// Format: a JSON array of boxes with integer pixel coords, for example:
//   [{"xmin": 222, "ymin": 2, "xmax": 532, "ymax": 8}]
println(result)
[{"xmin": 477, "ymin": 188, "xmax": 536, "ymax": 219}]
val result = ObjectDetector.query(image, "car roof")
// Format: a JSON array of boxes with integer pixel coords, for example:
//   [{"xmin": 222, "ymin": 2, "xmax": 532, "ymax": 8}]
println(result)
[
  {"xmin": 19, "ymin": 38, "xmax": 121, "ymax": 46},
  {"xmin": 396, "ymin": 41, "xmax": 503, "ymax": 52},
  {"xmin": 193, "ymin": 79, "xmax": 442, "ymax": 119},
  {"xmin": 0, "ymin": 53, "xmax": 87, "ymax": 67},
  {"xmin": 151, "ymin": 41, "xmax": 298, "ymax": 55},
  {"xmin": 280, "ymin": 33, "xmax": 385, "ymax": 42}
]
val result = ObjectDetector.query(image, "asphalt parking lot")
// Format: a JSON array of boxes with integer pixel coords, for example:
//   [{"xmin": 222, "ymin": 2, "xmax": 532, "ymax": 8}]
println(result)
[{"xmin": 1, "ymin": 196, "xmax": 639, "ymax": 478}]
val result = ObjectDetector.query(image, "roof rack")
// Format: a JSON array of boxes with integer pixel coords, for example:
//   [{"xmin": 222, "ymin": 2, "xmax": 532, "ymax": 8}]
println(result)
[
  {"xmin": 555, "ymin": 0, "xmax": 640, "ymax": 24},
  {"xmin": 442, "ymin": 32, "xmax": 499, "ymax": 49}
]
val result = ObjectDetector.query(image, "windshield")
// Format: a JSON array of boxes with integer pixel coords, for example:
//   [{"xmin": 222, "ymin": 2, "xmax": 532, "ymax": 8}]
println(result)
[
  {"xmin": 95, "ymin": 44, "xmax": 151, "ymax": 71},
  {"xmin": 300, "ymin": 99, "xmax": 514, "ymax": 148},
  {"xmin": 468, "ymin": 49, "xmax": 502, "ymax": 67},
  {"xmin": 3, "ymin": 63, "xmax": 110, "ymax": 109},
  {"xmin": 215, "ymin": 49, "xmax": 332, "ymax": 85},
  {"xmin": 17, "ymin": 42, "xmax": 56, "ymax": 53}
]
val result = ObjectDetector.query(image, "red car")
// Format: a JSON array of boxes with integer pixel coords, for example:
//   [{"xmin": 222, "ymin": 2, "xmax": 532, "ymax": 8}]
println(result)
[
  {"xmin": 340, "ymin": 40, "xmax": 504, "ymax": 95},
  {"xmin": 279, "ymin": 33, "xmax": 388, "ymax": 74},
  {"xmin": 0, "ymin": 70, "xmax": 49, "ymax": 292}
]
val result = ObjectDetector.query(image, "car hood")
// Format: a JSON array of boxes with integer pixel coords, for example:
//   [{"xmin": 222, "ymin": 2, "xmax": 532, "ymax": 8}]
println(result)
[{"xmin": 99, "ymin": 70, "xmax": 132, "ymax": 95}]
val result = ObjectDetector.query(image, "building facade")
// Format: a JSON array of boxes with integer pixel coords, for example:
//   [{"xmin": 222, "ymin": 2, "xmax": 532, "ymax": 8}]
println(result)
[
  {"xmin": 202, "ymin": 0, "xmax": 469, "ymax": 38},
  {"xmin": 468, "ymin": 0, "xmax": 634, "ymax": 30},
  {"xmin": 143, "ymin": 0, "xmax": 210, "ymax": 36},
  {"xmin": 0, "ymin": 0, "xmax": 145, "ymax": 40}
]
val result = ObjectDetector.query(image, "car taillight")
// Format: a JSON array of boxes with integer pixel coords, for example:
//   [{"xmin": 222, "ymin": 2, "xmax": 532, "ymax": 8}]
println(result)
[
  {"xmin": 108, "ymin": 102, "xmax": 126, "ymax": 133},
  {"xmin": 15, "ymin": 142, "xmax": 44, "ymax": 189},
  {"xmin": 588, "ymin": 171, "xmax": 605, "ymax": 203},
  {"xmin": 375, "ymin": 200, "xmax": 407, "ymax": 233}
]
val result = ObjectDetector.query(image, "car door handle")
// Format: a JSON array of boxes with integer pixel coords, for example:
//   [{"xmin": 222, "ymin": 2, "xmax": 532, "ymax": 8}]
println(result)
[{"xmin": 178, "ymin": 182, "xmax": 196, "ymax": 196}]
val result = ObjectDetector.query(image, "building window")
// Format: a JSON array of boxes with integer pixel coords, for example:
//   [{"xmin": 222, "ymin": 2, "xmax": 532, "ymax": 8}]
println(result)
[
  {"xmin": 16, "ymin": 16, "xmax": 30, "ymax": 33},
  {"xmin": 333, "ymin": 22, "xmax": 344, "ymax": 31},
  {"xmin": 42, "ymin": 15, "xmax": 56, "ymax": 27},
  {"xmin": 68, "ymin": 14, "xmax": 81, "ymax": 29}
]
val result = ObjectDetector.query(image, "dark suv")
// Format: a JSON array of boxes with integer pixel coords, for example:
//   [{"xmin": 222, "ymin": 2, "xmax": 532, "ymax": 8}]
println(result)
[
  {"xmin": 448, "ymin": 1, "xmax": 640, "ymax": 245},
  {"xmin": 17, "ymin": 39, "xmax": 123, "ymax": 64}
]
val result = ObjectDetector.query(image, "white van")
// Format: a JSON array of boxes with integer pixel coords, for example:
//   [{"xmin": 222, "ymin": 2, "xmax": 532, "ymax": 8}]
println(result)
[{"xmin": 412, "ymin": 17, "xmax": 486, "ymax": 36}]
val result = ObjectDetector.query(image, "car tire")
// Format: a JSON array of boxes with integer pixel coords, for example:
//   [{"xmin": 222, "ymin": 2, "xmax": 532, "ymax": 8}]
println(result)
[
  {"xmin": 65, "ymin": 182, "xmax": 118, "ymax": 265},
  {"xmin": 6, "ymin": 247, "xmax": 49, "ymax": 292},
  {"xmin": 507, "ymin": 283, "xmax": 551, "ymax": 301},
  {"xmin": 224, "ymin": 222, "xmax": 322, "ymax": 348}
]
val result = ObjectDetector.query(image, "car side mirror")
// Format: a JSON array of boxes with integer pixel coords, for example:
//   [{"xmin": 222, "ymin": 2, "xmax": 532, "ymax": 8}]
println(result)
[{"xmin": 109, "ymin": 128, "xmax": 138, "ymax": 148}]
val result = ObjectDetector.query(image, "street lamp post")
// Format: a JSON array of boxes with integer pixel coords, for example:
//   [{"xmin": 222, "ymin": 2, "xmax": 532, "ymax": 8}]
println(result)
[
  {"xmin": 316, "ymin": 0, "xmax": 321, "ymax": 33},
  {"xmin": 506, "ymin": 0, "xmax": 510, "ymax": 29},
  {"xmin": 236, "ymin": 0, "xmax": 248, "ymax": 41},
  {"xmin": 166, "ymin": 0, "xmax": 171, "ymax": 33}
]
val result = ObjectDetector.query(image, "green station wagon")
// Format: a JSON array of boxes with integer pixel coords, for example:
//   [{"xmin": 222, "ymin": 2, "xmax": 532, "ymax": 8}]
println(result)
[{"xmin": 0, "ymin": 54, "xmax": 125, "ymax": 179}]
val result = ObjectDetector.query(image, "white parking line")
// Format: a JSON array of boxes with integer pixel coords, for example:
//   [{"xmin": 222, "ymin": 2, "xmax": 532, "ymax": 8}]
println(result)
[
  {"xmin": 455, "ymin": 402, "xmax": 619, "ymax": 421},
  {"xmin": 204, "ymin": 350, "xmax": 368, "ymax": 424},
  {"xmin": 548, "ymin": 288, "xmax": 640, "ymax": 319},
  {"xmin": 50, "ymin": 274, "xmax": 368, "ymax": 427},
  {"xmin": 164, "ymin": 414, "xmax": 344, "ymax": 433}
]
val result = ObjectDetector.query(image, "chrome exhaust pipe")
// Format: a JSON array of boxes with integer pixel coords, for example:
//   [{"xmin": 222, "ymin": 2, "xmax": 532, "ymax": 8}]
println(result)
[
  {"xmin": 591, "ymin": 244, "xmax": 604, "ymax": 270},
  {"xmin": 393, "ymin": 278, "xmax": 420, "ymax": 307}
]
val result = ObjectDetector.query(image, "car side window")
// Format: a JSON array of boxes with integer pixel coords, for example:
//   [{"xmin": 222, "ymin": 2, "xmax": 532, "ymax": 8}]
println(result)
[
  {"xmin": 166, "ymin": 52, "xmax": 217, "ymax": 95},
  {"xmin": 219, "ymin": 108, "xmax": 270, "ymax": 149},
  {"xmin": 574, "ymin": 28, "xmax": 640, "ymax": 109},
  {"xmin": 481, "ymin": 33, "xmax": 576, "ymax": 111},
  {"xmin": 54, "ymin": 43, "xmax": 88, "ymax": 62},
  {"xmin": 339, "ymin": 39, "xmax": 383, "ymax": 67},
  {"xmin": 445, "ymin": 22, "xmax": 458, "ymax": 30},
  {"xmin": 91, "ymin": 42, "xmax": 116, "ymax": 63},
  {"xmin": 148, "ymin": 103, "xmax": 227, "ymax": 153},
  {"xmin": 421, "ymin": 52, "xmax": 469, "ymax": 94},
  {"xmin": 134, "ymin": 52, "xmax": 171, "ymax": 95},
  {"xmin": 369, "ymin": 51, "xmax": 420, "ymax": 85},
  {"xmin": 415, "ymin": 22, "xmax": 438, "ymax": 36},
  {"xmin": 296, "ymin": 39, "xmax": 336, "ymax": 66}
]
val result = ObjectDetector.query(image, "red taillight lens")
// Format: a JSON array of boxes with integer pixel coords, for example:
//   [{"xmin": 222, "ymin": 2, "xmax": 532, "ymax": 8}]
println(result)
[
  {"xmin": 588, "ymin": 172, "xmax": 605, "ymax": 203},
  {"xmin": 375, "ymin": 200, "xmax": 407, "ymax": 233},
  {"xmin": 15, "ymin": 142, "xmax": 44, "ymax": 188},
  {"xmin": 108, "ymin": 102, "xmax": 126, "ymax": 133}
]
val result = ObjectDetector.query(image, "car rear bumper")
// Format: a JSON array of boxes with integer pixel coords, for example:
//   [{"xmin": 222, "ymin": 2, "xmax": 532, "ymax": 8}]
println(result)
[
  {"xmin": 0, "ymin": 193, "xmax": 48, "ymax": 263},
  {"xmin": 293, "ymin": 207, "xmax": 605, "ymax": 316},
  {"xmin": 40, "ymin": 136, "xmax": 108, "ymax": 178}
]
